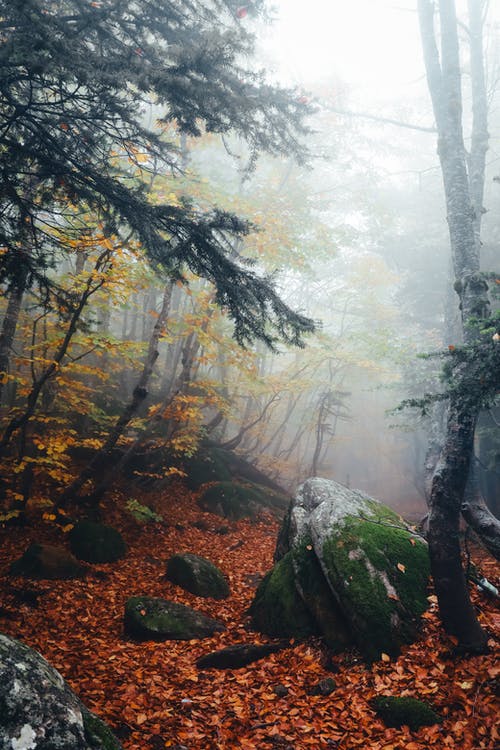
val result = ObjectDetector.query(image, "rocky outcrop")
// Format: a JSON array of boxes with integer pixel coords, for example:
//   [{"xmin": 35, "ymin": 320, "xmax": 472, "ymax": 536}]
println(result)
[
  {"xmin": 0, "ymin": 632, "xmax": 121, "ymax": 750},
  {"xmin": 69, "ymin": 521, "xmax": 127, "ymax": 563},
  {"xmin": 124, "ymin": 596, "xmax": 225, "ymax": 640},
  {"xmin": 10, "ymin": 543, "xmax": 87, "ymax": 580},
  {"xmin": 199, "ymin": 481, "xmax": 289, "ymax": 520},
  {"xmin": 250, "ymin": 478, "xmax": 430, "ymax": 661},
  {"xmin": 166, "ymin": 553, "xmax": 230, "ymax": 599}
]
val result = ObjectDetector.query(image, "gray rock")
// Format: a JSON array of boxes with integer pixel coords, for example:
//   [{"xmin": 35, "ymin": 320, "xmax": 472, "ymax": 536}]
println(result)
[
  {"xmin": 124, "ymin": 596, "xmax": 225, "ymax": 640},
  {"xmin": 166, "ymin": 553, "xmax": 230, "ymax": 599},
  {"xmin": 251, "ymin": 478, "xmax": 430, "ymax": 661},
  {"xmin": 0, "ymin": 632, "xmax": 121, "ymax": 750}
]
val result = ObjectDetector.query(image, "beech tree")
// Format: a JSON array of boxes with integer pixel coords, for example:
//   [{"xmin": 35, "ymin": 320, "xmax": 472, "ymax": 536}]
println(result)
[{"xmin": 418, "ymin": 0, "xmax": 500, "ymax": 652}]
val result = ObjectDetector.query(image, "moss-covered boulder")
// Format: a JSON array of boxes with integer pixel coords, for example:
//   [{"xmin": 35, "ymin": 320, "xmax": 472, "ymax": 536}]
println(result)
[
  {"xmin": 10, "ymin": 543, "xmax": 87, "ymax": 580},
  {"xmin": 69, "ymin": 520, "xmax": 127, "ymax": 563},
  {"xmin": 249, "ymin": 552, "xmax": 319, "ymax": 640},
  {"xmin": 183, "ymin": 446, "xmax": 232, "ymax": 489},
  {"xmin": 0, "ymin": 633, "xmax": 121, "ymax": 749},
  {"xmin": 124, "ymin": 596, "xmax": 225, "ymax": 640},
  {"xmin": 199, "ymin": 481, "xmax": 289, "ymax": 520},
  {"xmin": 166, "ymin": 553, "xmax": 230, "ymax": 599},
  {"xmin": 251, "ymin": 478, "xmax": 430, "ymax": 661},
  {"xmin": 371, "ymin": 696, "xmax": 442, "ymax": 731}
]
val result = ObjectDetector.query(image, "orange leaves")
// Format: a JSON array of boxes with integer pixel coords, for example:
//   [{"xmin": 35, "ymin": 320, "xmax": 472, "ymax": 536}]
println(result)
[{"xmin": 0, "ymin": 488, "xmax": 499, "ymax": 750}]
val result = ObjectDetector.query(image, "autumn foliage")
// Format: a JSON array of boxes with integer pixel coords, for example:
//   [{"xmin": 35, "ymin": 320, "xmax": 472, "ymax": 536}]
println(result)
[{"xmin": 0, "ymin": 482, "xmax": 498, "ymax": 750}]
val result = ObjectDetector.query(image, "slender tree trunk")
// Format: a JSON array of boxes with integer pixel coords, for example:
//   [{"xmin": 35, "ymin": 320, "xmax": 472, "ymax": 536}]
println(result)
[
  {"xmin": 0, "ymin": 284, "xmax": 25, "ymax": 406},
  {"xmin": 58, "ymin": 281, "xmax": 174, "ymax": 506},
  {"xmin": 0, "ymin": 250, "xmax": 111, "ymax": 458}
]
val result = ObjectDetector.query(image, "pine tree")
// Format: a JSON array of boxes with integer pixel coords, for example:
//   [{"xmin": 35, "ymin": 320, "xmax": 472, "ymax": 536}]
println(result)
[{"xmin": 0, "ymin": 0, "xmax": 314, "ymax": 349}]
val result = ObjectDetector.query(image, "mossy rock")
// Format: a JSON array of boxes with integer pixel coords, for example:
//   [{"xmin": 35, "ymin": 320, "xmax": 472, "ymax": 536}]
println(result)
[
  {"xmin": 183, "ymin": 446, "xmax": 232, "ymax": 489},
  {"xmin": 69, "ymin": 520, "xmax": 127, "ymax": 563},
  {"xmin": 82, "ymin": 708, "xmax": 122, "ymax": 750},
  {"xmin": 10, "ymin": 543, "xmax": 87, "ymax": 580},
  {"xmin": 124, "ymin": 596, "xmax": 225, "ymax": 640},
  {"xmin": 0, "ymin": 633, "xmax": 122, "ymax": 749},
  {"xmin": 371, "ymin": 696, "xmax": 442, "ymax": 731},
  {"xmin": 198, "ymin": 482, "xmax": 261, "ymax": 520},
  {"xmin": 291, "ymin": 537, "xmax": 351, "ymax": 651},
  {"xmin": 166, "ymin": 553, "xmax": 230, "ymax": 599},
  {"xmin": 319, "ymin": 511, "xmax": 430, "ymax": 661},
  {"xmin": 252, "ymin": 478, "xmax": 430, "ymax": 662},
  {"xmin": 248, "ymin": 551, "xmax": 319, "ymax": 640},
  {"xmin": 199, "ymin": 481, "xmax": 287, "ymax": 520}
]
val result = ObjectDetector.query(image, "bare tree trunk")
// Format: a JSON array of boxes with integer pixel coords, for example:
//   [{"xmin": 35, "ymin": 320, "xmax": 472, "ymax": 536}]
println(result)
[
  {"xmin": 418, "ymin": 0, "xmax": 489, "ymax": 651},
  {"xmin": 0, "ymin": 283, "xmax": 25, "ymax": 406},
  {"xmin": 0, "ymin": 250, "xmax": 112, "ymax": 459},
  {"xmin": 58, "ymin": 281, "xmax": 174, "ymax": 505}
]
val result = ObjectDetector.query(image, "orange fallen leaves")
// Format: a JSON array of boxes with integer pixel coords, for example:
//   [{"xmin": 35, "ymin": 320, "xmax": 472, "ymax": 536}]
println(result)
[{"xmin": 0, "ymin": 481, "xmax": 498, "ymax": 750}]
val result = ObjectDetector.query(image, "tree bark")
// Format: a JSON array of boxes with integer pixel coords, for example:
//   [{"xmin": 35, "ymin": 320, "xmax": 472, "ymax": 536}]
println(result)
[
  {"xmin": 58, "ymin": 281, "xmax": 174, "ymax": 505},
  {"xmin": 418, "ymin": 0, "xmax": 490, "ymax": 650}
]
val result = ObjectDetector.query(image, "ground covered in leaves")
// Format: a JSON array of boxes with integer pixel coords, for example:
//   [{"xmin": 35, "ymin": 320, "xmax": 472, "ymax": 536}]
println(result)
[{"xmin": 0, "ymin": 482, "xmax": 499, "ymax": 750}]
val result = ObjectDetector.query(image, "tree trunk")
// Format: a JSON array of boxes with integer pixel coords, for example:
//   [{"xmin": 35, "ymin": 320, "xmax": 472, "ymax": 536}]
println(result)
[
  {"xmin": 418, "ymin": 0, "xmax": 491, "ymax": 650},
  {"xmin": 58, "ymin": 281, "xmax": 174, "ymax": 505},
  {"xmin": 0, "ymin": 283, "xmax": 25, "ymax": 406}
]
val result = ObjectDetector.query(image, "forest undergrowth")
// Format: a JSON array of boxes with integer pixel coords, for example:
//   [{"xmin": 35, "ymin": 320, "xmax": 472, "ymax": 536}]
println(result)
[{"xmin": 0, "ymin": 481, "xmax": 498, "ymax": 750}]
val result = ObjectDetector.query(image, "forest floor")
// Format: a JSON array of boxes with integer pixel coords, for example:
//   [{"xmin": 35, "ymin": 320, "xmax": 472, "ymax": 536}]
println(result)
[{"xmin": 0, "ymin": 481, "xmax": 499, "ymax": 750}]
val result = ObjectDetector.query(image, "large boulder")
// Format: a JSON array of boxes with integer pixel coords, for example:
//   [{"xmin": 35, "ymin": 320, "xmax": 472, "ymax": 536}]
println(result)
[
  {"xmin": 10, "ymin": 543, "xmax": 87, "ymax": 580},
  {"xmin": 250, "ymin": 478, "xmax": 430, "ymax": 661},
  {"xmin": 166, "ymin": 553, "xmax": 230, "ymax": 599},
  {"xmin": 69, "ymin": 521, "xmax": 127, "ymax": 564},
  {"xmin": 124, "ymin": 596, "xmax": 225, "ymax": 640},
  {"xmin": 0, "ymin": 632, "xmax": 121, "ymax": 750}
]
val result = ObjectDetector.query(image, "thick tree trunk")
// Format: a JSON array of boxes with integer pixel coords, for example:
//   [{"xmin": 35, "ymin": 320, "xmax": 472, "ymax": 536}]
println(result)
[
  {"xmin": 428, "ymin": 398, "xmax": 488, "ymax": 650},
  {"xmin": 418, "ymin": 0, "xmax": 492, "ymax": 649}
]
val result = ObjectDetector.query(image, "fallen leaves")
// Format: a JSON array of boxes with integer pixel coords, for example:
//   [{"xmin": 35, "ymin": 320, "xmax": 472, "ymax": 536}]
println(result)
[{"xmin": 0, "ymin": 481, "xmax": 498, "ymax": 750}]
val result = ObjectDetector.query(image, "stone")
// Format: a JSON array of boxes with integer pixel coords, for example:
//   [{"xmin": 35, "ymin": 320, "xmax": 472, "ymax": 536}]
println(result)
[
  {"xmin": 9, "ymin": 543, "xmax": 87, "ymax": 580},
  {"xmin": 251, "ymin": 478, "xmax": 430, "ymax": 661},
  {"xmin": 124, "ymin": 596, "xmax": 225, "ymax": 640},
  {"xmin": 371, "ymin": 695, "xmax": 442, "ymax": 731},
  {"xmin": 195, "ymin": 642, "xmax": 287, "ymax": 670},
  {"xmin": 166, "ymin": 553, "xmax": 230, "ymax": 599},
  {"xmin": 199, "ymin": 481, "xmax": 289, "ymax": 521},
  {"xmin": 69, "ymin": 521, "xmax": 127, "ymax": 563},
  {"xmin": 0, "ymin": 632, "xmax": 121, "ymax": 750}
]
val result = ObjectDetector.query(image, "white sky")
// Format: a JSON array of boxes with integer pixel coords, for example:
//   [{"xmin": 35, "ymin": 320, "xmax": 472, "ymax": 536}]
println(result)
[{"xmin": 262, "ymin": 1, "xmax": 428, "ymax": 95}]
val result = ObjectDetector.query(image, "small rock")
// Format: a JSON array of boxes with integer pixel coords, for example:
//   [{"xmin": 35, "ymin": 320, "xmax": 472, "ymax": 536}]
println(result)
[
  {"xmin": 273, "ymin": 684, "xmax": 289, "ymax": 697},
  {"xmin": 307, "ymin": 677, "xmax": 337, "ymax": 696}
]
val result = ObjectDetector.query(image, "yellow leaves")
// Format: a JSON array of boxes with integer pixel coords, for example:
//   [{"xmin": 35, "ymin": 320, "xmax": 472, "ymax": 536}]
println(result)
[{"xmin": 380, "ymin": 652, "xmax": 391, "ymax": 662}]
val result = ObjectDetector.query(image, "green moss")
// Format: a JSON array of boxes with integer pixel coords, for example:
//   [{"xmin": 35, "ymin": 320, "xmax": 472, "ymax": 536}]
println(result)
[
  {"xmin": 82, "ymin": 708, "xmax": 122, "ymax": 750},
  {"xmin": 372, "ymin": 696, "xmax": 442, "ymax": 731},
  {"xmin": 69, "ymin": 521, "xmax": 127, "ymax": 563},
  {"xmin": 321, "ymin": 514, "xmax": 429, "ymax": 661},
  {"xmin": 199, "ymin": 482, "xmax": 262, "ymax": 520},
  {"xmin": 184, "ymin": 447, "xmax": 231, "ymax": 489},
  {"xmin": 249, "ymin": 552, "xmax": 318, "ymax": 639},
  {"xmin": 124, "ymin": 596, "xmax": 224, "ymax": 640},
  {"xmin": 292, "ymin": 537, "xmax": 351, "ymax": 651}
]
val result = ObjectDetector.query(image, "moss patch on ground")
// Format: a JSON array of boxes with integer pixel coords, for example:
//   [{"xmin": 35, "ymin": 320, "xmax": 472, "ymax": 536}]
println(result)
[{"xmin": 371, "ymin": 695, "xmax": 442, "ymax": 731}]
